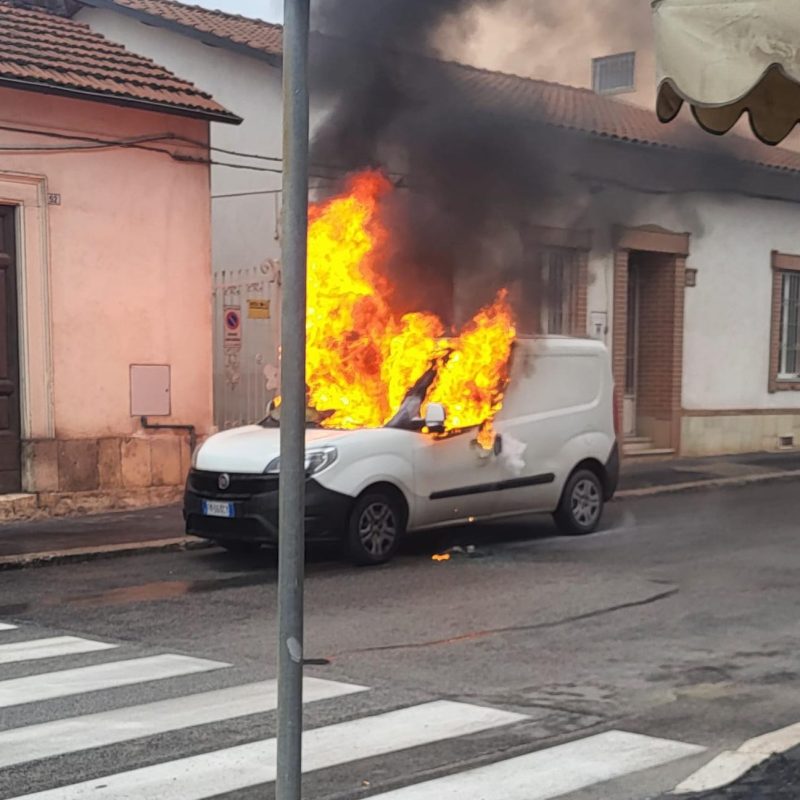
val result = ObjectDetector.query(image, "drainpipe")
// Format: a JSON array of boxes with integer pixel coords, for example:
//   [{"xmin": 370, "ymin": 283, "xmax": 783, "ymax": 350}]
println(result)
[{"xmin": 139, "ymin": 416, "xmax": 197, "ymax": 454}]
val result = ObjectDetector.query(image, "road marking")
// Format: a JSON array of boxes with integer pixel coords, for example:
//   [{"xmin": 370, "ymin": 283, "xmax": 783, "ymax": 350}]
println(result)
[
  {"xmin": 0, "ymin": 654, "xmax": 229, "ymax": 709},
  {"xmin": 0, "ymin": 636, "xmax": 117, "ymax": 665},
  {"xmin": 0, "ymin": 677, "xmax": 366, "ymax": 769},
  {"xmin": 9, "ymin": 700, "xmax": 526, "ymax": 799},
  {"xmin": 369, "ymin": 730, "xmax": 705, "ymax": 799},
  {"xmin": 0, "ymin": 622, "xmax": 17, "ymax": 630},
  {"xmin": 673, "ymin": 720, "xmax": 800, "ymax": 793}
]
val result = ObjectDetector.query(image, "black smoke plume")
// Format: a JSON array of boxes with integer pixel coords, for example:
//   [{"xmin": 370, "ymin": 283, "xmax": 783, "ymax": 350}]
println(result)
[{"xmin": 309, "ymin": 0, "xmax": 794, "ymax": 326}]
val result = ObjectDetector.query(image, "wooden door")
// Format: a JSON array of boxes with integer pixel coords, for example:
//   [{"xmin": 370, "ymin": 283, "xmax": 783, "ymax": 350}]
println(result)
[{"xmin": 0, "ymin": 206, "xmax": 20, "ymax": 493}]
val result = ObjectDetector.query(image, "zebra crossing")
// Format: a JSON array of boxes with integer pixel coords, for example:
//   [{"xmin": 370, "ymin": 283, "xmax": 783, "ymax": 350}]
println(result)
[{"xmin": 0, "ymin": 620, "xmax": 706, "ymax": 799}]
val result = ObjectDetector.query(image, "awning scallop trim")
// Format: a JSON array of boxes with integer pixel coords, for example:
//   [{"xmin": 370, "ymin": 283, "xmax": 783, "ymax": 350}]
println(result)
[{"xmin": 653, "ymin": 0, "xmax": 800, "ymax": 145}]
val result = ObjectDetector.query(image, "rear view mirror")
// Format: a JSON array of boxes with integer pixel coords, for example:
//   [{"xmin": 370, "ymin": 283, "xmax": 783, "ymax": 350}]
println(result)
[{"xmin": 424, "ymin": 402, "xmax": 446, "ymax": 433}]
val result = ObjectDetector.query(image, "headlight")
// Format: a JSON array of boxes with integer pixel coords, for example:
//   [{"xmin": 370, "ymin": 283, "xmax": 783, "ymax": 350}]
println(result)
[{"xmin": 265, "ymin": 446, "xmax": 338, "ymax": 476}]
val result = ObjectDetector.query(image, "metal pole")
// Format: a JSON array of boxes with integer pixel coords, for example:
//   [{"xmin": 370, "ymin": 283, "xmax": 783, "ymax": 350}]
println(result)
[{"xmin": 277, "ymin": 0, "xmax": 309, "ymax": 798}]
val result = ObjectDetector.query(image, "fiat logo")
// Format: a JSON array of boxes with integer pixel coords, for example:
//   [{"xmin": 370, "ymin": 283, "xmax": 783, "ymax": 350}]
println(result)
[{"xmin": 218, "ymin": 473, "xmax": 231, "ymax": 491}]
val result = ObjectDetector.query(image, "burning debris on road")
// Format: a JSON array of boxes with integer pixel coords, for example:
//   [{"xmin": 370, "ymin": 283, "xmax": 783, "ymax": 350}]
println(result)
[{"xmin": 305, "ymin": 169, "xmax": 516, "ymax": 440}]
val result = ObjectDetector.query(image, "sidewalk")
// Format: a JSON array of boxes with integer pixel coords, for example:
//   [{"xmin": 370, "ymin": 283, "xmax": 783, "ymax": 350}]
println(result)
[
  {"xmin": 1, "ymin": 450, "xmax": 799, "ymax": 568},
  {"xmin": 618, "ymin": 449, "xmax": 800, "ymax": 496}
]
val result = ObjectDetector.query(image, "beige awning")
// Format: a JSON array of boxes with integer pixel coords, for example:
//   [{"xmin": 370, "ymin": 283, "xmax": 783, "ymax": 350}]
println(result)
[{"xmin": 654, "ymin": 0, "xmax": 800, "ymax": 145}]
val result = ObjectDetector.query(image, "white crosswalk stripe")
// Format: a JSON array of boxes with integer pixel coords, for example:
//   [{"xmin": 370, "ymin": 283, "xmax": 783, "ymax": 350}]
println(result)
[
  {"xmin": 0, "ymin": 623, "xmax": 706, "ymax": 800},
  {"xmin": 0, "ymin": 635, "xmax": 117, "ymax": 664},
  {"xmin": 0, "ymin": 621, "xmax": 18, "ymax": 630},
  {"xmin": 0, "ymin": 677, "xmax": 366, "ymax": 770},
  {"xmin": 0, "ymin": 653, "xmax": 228, "ymax": 708},
  {"xmin": 8, "ymin": 701, "xmax": 527, "ymax": 800},
  {"xmin": 366, "ymin": 730, "xmax": 706, "ymax": 799}
]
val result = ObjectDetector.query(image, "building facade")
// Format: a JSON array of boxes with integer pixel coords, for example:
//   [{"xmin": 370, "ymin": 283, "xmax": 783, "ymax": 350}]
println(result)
[
  {"xmin": 76, "ymin": 0, "xmax": 800, "ymax": 459},
  {"xmin": 0, "ymin": 2, "xmax": 237, "ymax": 513}
]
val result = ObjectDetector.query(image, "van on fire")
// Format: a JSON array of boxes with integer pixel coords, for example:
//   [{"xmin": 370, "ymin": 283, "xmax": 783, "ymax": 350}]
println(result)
[{"xmin": 184, "ymin": 336, "xmax": 619, "ymax": 565}]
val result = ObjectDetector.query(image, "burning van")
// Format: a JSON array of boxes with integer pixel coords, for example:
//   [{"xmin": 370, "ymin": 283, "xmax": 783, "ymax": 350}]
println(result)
[
  {"xmin": 184, "ymin": 172, "xmax": 618, "ymax": 564},
  {"xmin": 184, "ymin": 336, "xmax": 619, "ymax": 565}
]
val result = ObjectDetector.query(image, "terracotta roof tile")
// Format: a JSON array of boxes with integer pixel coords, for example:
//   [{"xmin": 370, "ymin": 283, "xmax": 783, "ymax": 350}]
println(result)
[
  {"xmin": 93, "ymin": 0, "xmax": 282, "ymax": 57},
  {"xmin": 0, "ymin": 1, "xmax": 238, "ymax": 120},
  {"xmin": 439, "ymin": 60, "xmax": 800, "ymax": 176},
  {"xmin": 78, "ymin": 0, "xmax": 800, "ymax": 173}
]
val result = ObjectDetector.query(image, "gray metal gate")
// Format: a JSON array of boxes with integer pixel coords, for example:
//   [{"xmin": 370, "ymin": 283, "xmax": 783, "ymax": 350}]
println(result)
[{"xmin": 212, "ymin": 260, "xmax": 281, "ymax": 430}]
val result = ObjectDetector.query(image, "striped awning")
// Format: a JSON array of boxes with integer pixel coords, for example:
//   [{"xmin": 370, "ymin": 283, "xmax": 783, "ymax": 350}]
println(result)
[{"xmin": 654, "ymin": 0, "xmax": 800, "ymax": 145}]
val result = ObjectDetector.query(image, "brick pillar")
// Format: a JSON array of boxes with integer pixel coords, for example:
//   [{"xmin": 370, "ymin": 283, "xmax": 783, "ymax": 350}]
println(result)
[
  {"xmin": 573, "ymin": 249, "xmax": 589, "ymax": 336},
  {"xmin": 671, "ymin": 256, "xmax": 687, "ymax": 452},
  {"xmin": 611, "ymin": 249, "xmax": 629, "ymax": 409}
]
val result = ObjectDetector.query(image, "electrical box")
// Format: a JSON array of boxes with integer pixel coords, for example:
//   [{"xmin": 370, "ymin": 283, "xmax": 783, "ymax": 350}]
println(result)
[{"xmin": 130, "ymin": 364, "xmax": 171, "ymax": 417}]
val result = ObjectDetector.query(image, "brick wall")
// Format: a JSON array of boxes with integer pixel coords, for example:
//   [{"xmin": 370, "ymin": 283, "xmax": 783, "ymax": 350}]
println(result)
[
  {"xmin": 612, "ymin": 241, "xmax": 686, "ymax": 452},
  {"xmin": 612, "ymin": 249, "xmax": 629, "ymax": 400}
]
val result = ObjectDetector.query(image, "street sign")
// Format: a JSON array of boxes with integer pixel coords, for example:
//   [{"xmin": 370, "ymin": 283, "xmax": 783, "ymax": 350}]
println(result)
[
  {"xmin": 224, "ymin": 306, "xmax": 242, "ymax": 349},
  {"xmin": 248, "ymin": 298, "xmax": 271, "ymax": 319}
]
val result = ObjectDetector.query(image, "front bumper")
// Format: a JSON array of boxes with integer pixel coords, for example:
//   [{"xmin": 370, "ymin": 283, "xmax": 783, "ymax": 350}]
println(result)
[{"xmin": 184, "ymin": 470, "xmax": 352, "ymax": 545}]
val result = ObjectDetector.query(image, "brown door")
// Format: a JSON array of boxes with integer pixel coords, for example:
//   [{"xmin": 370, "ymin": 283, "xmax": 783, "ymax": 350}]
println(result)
[{"xmin": 0, "ymin": 206, "xmax": 21, "ymax": 493}]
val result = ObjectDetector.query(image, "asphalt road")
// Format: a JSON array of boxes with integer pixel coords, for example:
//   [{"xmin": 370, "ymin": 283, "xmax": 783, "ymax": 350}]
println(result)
[{"xmin": 1, "ymin": 480, "xmax": 799, "ymax": 799}]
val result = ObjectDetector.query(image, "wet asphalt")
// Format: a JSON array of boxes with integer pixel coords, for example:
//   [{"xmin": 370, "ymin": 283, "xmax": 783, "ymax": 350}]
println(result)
[{"xmin": 1, "ymin": 479, "xmax": 799, "ymax": 799}]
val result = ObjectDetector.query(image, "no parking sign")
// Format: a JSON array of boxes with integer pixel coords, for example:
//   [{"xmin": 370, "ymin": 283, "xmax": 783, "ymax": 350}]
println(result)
[{"xmin": 224, "ymin": 306, "xmax": 242, "ymax": 349}]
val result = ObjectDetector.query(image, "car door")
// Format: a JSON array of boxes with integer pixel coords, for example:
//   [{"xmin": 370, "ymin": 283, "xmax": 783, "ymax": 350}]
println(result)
[{"xmin": 411, "ymin": 428, "xmax": 506, "ymax": 528}]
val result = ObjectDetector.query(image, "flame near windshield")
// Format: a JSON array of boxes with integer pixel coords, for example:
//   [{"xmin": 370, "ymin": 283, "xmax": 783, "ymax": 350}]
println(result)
[{"xmin": 303, "ymin": 170, "xmax": 516, "ymax": 437}]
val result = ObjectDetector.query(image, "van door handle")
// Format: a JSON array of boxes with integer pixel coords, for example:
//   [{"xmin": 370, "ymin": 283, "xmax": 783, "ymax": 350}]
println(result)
[{"xmin": 493, "ymin": 435, "xmax": 503, "ymax": 456}]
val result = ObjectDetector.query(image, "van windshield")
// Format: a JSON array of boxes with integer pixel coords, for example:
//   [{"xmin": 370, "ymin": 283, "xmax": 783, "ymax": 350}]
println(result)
[
  {"xmin": 260, "ymin": 365, "xmax": 439, "ymax": 432},
  {"xmin": 384, "ymin": 366, "xmax": 437, "ymax": 431},
  {"xmin": 259, "ymin": 403, "xmax": 332, "ymax": 429}
]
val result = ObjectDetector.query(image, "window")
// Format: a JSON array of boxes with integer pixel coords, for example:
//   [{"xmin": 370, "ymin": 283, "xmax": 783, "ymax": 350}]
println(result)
[
  {"xmin": 519, "ymin": 247, "xmax": 583, "ymax": 336},
  {"xmin": 592, "ymin": 52, "xmax": 636, "ymax": 95},
  {"xmin": 769, "ymin": 252, "xmax": 800, "ymax": 391},
  {"xmin": 779, "ymin": 271, "xmax": 800, "ymax": 378},
  {"xmin": 540, "ymin": 248, "xmax": 578, "ymax": 334}
]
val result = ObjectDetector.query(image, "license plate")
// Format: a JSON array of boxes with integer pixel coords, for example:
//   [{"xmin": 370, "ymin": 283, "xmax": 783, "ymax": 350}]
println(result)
[{"xmin": 202, "ymin": 500, "xmax": 234, "ymax": 518}]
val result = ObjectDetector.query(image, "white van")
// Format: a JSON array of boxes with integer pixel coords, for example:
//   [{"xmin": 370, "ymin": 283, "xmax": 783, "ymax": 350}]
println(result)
[{"xmin": 184, "ymin": 336, "xmax": 619, "ymax": 565}]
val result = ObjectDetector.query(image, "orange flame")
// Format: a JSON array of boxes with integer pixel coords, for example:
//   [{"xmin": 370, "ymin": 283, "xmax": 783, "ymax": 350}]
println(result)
[{"xmin": 304, "ymin": 169, "xmax": 515, "ymax": 434}]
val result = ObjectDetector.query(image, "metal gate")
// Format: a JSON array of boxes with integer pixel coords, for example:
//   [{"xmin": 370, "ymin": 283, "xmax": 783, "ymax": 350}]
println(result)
[{"xmin": 212, "ymin": 260, "xmax": 281, "ymax": 430}]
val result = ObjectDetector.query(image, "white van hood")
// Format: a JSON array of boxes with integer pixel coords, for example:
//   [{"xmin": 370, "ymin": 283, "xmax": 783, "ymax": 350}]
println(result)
[{"xmin": 195, "ymin": 425, "xmax": 352, "ymax": 474}]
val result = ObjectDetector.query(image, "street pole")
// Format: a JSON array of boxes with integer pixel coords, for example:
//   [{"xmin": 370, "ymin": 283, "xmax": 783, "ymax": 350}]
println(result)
[{"xmin": 276, "ymin": 0, "xmax": 310, "ymax": 798}]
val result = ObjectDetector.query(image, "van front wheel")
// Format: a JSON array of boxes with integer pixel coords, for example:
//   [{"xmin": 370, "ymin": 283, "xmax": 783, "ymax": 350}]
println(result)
[
  {"xmin": 554, "ymin": 469, "xmax": 604, "ymax": 536},
  {"xmin": 345, "ymin": 491, "xmax": 404, "ymax": 566}
]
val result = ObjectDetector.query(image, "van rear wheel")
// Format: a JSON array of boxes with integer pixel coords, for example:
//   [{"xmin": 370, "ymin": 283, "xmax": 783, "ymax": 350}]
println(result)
[
  {"xmin": 345, "ymin": 491, "xmax": 404, "ymax": 566},
  {"xmin": 554, "ymin": 469, "xmax": 604, "ymax": 536}
]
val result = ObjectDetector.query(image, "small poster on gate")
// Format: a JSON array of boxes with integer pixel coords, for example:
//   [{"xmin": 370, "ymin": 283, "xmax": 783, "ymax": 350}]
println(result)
[
  {"xmin": 248, "ymin": 298, "xmax": 271, "ymax": 319},
  {"xmin": 224, "ymin": 306, "xmax": 242, "ymax": 349}
]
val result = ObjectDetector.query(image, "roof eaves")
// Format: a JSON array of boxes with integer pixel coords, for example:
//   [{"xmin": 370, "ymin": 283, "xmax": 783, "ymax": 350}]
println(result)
[
  {"xmin": 0, "ymin": 74, "xmax": 243, "ymax": 123},
  {"xmin": 79, "ymin": 0, "xmax": 281, "ymax": 65}
]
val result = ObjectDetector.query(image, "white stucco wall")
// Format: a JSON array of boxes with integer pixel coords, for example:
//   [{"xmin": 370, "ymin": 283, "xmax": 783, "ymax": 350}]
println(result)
[
  {"xmin": 77, "ymin": 7, "xmax": 285, "ymax": 271},
  {"xmin": 513, "ymin": 187, "xmax": 800, "ymax": 414},
  {"xmin": 623, "ymin": 192, "xmax": 800, "ymax": 411},
  {"xmin": 0, "ymin": 87, "xmax": 213, "ymax": 440}
]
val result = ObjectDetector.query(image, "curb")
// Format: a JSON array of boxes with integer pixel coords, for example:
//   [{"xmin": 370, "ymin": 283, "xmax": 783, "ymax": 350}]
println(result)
[
  {"xmin": 615, "ymin": 468, "xmax": 800, "ymax": 499},
  {"xmin": 1, "ymin": 469, "xmax": 798, "ymax": 570},
  {"xmin": 0, "ymin": 536, "xmax": 211, "ymax": 571}
]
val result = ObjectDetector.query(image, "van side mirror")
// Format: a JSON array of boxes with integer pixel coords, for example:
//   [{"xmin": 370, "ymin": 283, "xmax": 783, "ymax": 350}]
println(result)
[{"xmin": 424, "ymin": 403, "xmax": 446, "ymax": 433}]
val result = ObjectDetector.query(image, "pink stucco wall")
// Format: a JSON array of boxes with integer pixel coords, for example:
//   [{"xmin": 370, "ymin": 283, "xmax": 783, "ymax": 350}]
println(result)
[{"xmin": 0, "ymin": 87, "xmax": 214, "ymax": 441}]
